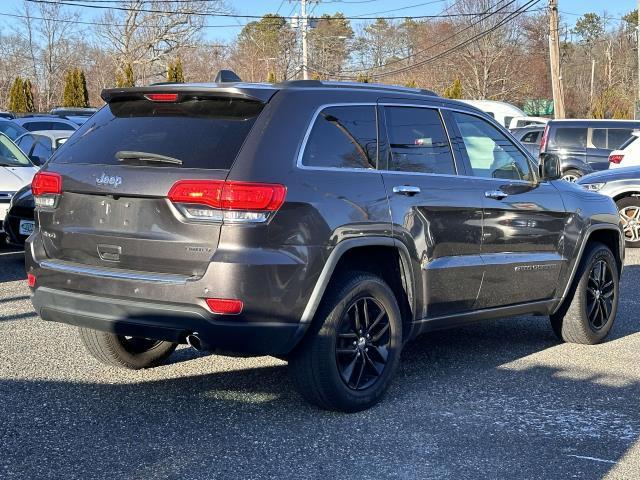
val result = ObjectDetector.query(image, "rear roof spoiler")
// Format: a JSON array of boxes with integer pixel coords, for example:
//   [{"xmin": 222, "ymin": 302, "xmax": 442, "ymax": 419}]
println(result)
[{"xmin": 101, "ymin": 84, "xmax": 277, "ymax": 104}]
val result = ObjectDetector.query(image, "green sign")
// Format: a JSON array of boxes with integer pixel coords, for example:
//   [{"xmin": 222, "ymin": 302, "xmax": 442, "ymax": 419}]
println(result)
[{"xmin": 524, "ymin": 99, "xmax": 554, "ymax": 116}]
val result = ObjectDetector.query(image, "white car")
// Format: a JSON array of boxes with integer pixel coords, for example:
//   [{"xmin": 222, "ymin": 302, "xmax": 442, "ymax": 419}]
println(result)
[
  {"xmin": 609, "ymin": 130, "xmax": 640, "ymax": 169},
  {"xmin": 0, "ymin": 133, "xmax": 38, "ymax": 239}
]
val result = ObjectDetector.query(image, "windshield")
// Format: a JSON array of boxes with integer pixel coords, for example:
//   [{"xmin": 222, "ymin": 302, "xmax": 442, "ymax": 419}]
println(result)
[
  {"xmin": 0, "ymin": 134, "xmax": 32, "ymax": 167},
  {"xmin": 619, "ymin": 134, "xmax": 638, "ymax": 151}
]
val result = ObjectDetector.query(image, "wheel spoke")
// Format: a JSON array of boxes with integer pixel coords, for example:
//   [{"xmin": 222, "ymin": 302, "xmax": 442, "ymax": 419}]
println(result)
[
  {"xmin": 587, "ymin": 299, "xmax": 598, "ymax": 318},
  {"xmin": 362, "ymin": 299, "xmax": 370, "ymax": 329},
  {"xmin": 338, "ymin": 332, "xmax": 358, "ymax": 339},
  {"xmin": 369, "ymin": 344, "xmax": 389, "ymax": 363},
  {"xmin": 369, "ymin": 309, "xmax": 385, "ymax": 331},
  {"xmin": 353, "ymin": 304, "xmax": 361, "ymax": 332},
  {"xmin": 364, "ymin": 351, "xmax": 385, "ymax": 375},
  {"xmin": 600, "ymin": 298, "xmax": 610, "ymax": 319},
  {"xmin": 371, "ymin": 322, "xmax": 390, "ymax": 342},
  {"xmin": 353, "ymin": 354, "xmax": 366, "ymax": 389},
  {"xmin": 341, "ymin": 354, "xmax": 359, "ymax": 384},
  {"xmin": 337, "ymin": 348, "xmax": 358, "ymax": 356}
]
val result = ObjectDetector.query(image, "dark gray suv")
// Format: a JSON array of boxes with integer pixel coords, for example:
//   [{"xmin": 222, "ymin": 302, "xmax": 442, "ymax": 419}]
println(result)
[{"xmin": 26, "ymin": 81, "xmax": 625, "ymax": 411}]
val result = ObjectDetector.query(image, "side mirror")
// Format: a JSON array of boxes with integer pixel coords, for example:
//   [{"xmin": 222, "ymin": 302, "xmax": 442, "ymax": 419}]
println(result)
[{"xmin": 539, "ymin": 153, "xmax": 561, "ymax": 181}]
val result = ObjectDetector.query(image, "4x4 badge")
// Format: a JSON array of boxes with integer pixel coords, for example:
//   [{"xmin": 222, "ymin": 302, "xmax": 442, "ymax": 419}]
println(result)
[{"xmin": 96, "ymin": 173, "xmax": 122, "ymax": 188}]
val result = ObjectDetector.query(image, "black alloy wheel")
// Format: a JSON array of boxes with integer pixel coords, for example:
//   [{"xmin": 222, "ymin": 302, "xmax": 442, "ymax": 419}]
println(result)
[
  {"xmin": 586, "ymin": 259, "xmax": 615, "ymax": 332},
  {"xmin": 335, "ymin": 297, "xmax": 391, "ymax": 391}
]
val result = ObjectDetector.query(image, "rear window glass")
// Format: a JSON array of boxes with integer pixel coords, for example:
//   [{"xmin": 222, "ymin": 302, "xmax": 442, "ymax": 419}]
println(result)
[
  {"xmin": 24, "ymin": 121, "xmax": 75, "ymax": 131},
  {"xmin": 521, "ymin": 131, "xmax": 540, "ymax": 143},
  {"xmin": 620, "ymin": 134, "xmax": 638, "ymax": 150},
  {"xmin": 51, "ymin": 98, "xmax": 264, "ymax": 169},
  {"xmin": 301, "ymin": 105, "xmax": 377, "ymax": 169},
  {"xmin": 550, "ymin": 127, "xmax": 587, "ymax": 148},
  {"xmin": 608, "ymin": 129, "xmax": 634, "ymax": 149}
]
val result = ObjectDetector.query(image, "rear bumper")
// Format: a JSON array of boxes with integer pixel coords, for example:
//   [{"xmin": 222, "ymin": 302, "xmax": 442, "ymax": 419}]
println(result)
[{"xmin": 32, "ymin": 286, "xmax": 307, "ymax": 355}]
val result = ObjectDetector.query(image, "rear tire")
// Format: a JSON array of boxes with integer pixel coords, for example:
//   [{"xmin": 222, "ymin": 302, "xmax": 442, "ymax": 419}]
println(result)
[
  {"xmin": 550, "ymin": 242, "xmax": 619, "ymax": 344},
  {"xmin": 289, "ymin": 272, "xmax": 402, "ymax": 412},
  {"xmin": 79, "ymin": 328, "xmax": 178, "ymax": 369},
  {"xmin": 616, "ymin": 196, "xmax": 640, "ymax": 248},
  {"xmin": 562, "ymin": 169, "xmax": 582, "ymax": 182}
]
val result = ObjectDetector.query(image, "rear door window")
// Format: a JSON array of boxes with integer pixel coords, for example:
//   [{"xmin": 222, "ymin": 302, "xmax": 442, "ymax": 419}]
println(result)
[
  {"xmin": 521, "ymin": 131, "xmax": 540, "ymax": 144},
  {"xmin": 550, "ymin": 127, "xmax": 587, "ymax": 149},
  {"xmin": 383, "ymin": 106, "xmax": 455, "ymax": 175},
  {"xmin": 301, "ymin": 105, "xmax": 377, "ymax": 169},
  {"xmin": 51, "ymin": 98, "xmax": 264, "ymax": 169}
]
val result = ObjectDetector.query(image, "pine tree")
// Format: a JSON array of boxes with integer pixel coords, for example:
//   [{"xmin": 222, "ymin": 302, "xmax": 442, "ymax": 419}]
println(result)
[
  {"xmin": 167, "ymin": 58, "xmax": 185, "ymax": 83},
  {"xmin": 443, "ymin": 78, "xmax": 463, "ymax": 99},
  {"xmin": 116, "ymin": 63, "xmax": 135, "ymax": 87},
  {"xmin": 23, "ymin": 79, "xmax": 35, "ymax": 112},
  {"xmin": 76, "ymin": 69, "xmax": 89, "ymax": 107},
  {"xmin": 267, "ymin": 71, "xmax": 276, "ymax": 83},
  {"xmin": 62, "ymin": 70, "xmax": 75, "ymax": 107},
  {"xmin": 8, "ymin": 77, "xmax": 24, "ymax": 112},
  {"xmin": 405, "ymin": 79, "xmax": 418, "ymax": 88}
]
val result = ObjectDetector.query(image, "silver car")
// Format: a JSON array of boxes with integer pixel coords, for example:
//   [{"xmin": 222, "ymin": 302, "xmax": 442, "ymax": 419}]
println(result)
[{"xmin": 0, "ymin": 133, "xmax": 38, "ymax": 239}]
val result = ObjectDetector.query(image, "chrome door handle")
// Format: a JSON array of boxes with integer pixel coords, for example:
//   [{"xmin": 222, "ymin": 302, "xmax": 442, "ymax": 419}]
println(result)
[
  {"xmin": 393, "ymin": 185, "xmax": 421, "ymax": 196},
  {"xmin": 485, "ymin": 190, "xmax": 508, "ymax": 200}
]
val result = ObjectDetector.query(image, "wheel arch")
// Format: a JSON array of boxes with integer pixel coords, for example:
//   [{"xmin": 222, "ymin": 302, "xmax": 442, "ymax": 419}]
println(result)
[
  {"xmin": 554, "ymin": 224, "xmax": 624, "ymax": 314},
  {"xmin": 612, "ymin": 191, "xmax": 640, "ymax": 203},
  {"xmin": 299, "ymin": 237, "xmax": 417, "ymax": 342}
]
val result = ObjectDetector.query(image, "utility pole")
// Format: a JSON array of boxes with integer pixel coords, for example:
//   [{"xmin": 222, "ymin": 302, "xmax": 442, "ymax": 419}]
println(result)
[
  {"xmin": 548, "ymin": 0, "xmax": 566, "ymax": 119},
  {"xmin": 636, "ymin": 0, "xmax": 640, "ymax": 118},
  {"xmin": 301, "ymin": 0, "xmax": 309, "ymax": 80}
]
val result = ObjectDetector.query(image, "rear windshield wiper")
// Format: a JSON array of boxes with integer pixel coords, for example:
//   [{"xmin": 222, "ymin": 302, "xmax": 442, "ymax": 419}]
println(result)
[{"xmin": 115, "ymin": 151, "xmax": 183, "ymax": 166}]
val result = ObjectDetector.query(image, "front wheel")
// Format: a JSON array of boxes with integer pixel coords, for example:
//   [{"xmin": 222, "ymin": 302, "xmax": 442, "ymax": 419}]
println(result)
[
  {"xmin": 616, "ymin": 196, "xmax": 640, "ymax": 248},
  {"xmin": 562, "ymin": 169, "xmax": 583, "ymax": 182},
  {"xmin": 289, "ymin": 272, "xmax": 402, "ymax": 412},
  {"xmin": 550, "ymin": 242, "xmax": 619, "ymax": 344},
  {"xmin": 79, "ymin": 328, "xmax": 178, "ymax": 369}
]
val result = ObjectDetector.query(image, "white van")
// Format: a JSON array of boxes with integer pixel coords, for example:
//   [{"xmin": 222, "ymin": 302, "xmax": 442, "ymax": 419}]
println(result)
[{"xmin": 458, "ymin": 99, "xmax": 526, "ymax": 129}]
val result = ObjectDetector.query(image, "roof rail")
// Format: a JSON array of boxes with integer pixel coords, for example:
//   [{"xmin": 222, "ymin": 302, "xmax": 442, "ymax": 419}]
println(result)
[{"xmin": 275, "ymin": 79, "xmax": 437, "ymax": 97}]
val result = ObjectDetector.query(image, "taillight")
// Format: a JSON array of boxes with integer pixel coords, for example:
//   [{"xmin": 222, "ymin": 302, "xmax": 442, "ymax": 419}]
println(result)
[
  {"xmin": 32, "ymin": 171, "xmax": 62, "ymax": 207},
  {"xmin": 539, "ymin": 125, "xmax": 549, "ymax": 154},
  {"xmin": 609, "ymin": 154, "xmax": 624, "ymax": 164},
  {"xmin": 27, "ymin": 273, "xmax": 36, "ymax": 288},
  {"xmin": 206, "ymin": 298, "xmax": 243, "ymax": 315},
  {"xmin": 168, "ymin": 180, "xmax": 286, "ymax": 223},
  {"xmin": 145, "ymin": 93, "xmax": 179, "ymax": 102}
]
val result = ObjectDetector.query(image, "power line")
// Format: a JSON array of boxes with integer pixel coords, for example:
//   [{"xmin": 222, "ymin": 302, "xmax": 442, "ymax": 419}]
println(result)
[
  {"xmin": 23, "ymin": 0, "xmax": 544, "ymax": 21},
  {"xmin": 310, "ymin": 0, "xmax": 517, "ymax": 75}
]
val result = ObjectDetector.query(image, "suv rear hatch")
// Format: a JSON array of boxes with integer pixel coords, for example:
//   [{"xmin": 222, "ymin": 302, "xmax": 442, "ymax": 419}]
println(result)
[{"xmin": 36, "ymin": 86, "xmax": 273, "ymax": 277}]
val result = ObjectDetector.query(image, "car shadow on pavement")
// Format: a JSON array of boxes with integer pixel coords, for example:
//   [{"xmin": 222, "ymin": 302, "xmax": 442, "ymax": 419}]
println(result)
[
  {"xmin": 0, "ymin": 249, "xmax": 26, "ymax": 283},
  {"xmin": 1, "ymin": 315, "xmax": 639, "ymax": 480}
]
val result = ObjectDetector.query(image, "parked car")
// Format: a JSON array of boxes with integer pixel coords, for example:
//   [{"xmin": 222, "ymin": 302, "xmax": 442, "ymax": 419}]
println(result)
[
  {"xmin": 459, "ymin": 99, "xmax": 525, "ymax": 128},
  {"xmin": 0, "ymin": 111, "xmax": 15, "ymax": 120},
  {"xmin": 540, "ymin": 119, "xmax": 640, "ymax": 181},
  {"xmin": 0, "ymin": 133, "xmax": 38, "ymax": 242},
  {"xmin": 578, "ymin": 167, "xmax": 640, "ymax": 248},
  {"xmin": 608, "ymin": 130, "xmax": 640, "ymax": 169},
  {"xmin": 27, "ymin": 80, "xmax": 624, "ymax": 412},
  {"xmin": 511, "ymin": 125, "xmax": 544, "ymax": 157},
  {"xmin": 15, "ymin": 130, "xmax": 72, "ymax": 166},
  {"xmin": 4, "ymin": 184, "xmax": 34, "ymax": 246},
  {"xmin": 0, "ymin": 118, "xmax": 28, "ymax": 141},
  {"xmin": 13, "ymin": 116, "xmax": 78, "ymax": 132},
  {"xmin": 50, "ymin": 107, "xmax": 98, "ymax": 126},
  {"xmin": 508, "ymin": 116, "xmax": 549, "ymax": 130}
]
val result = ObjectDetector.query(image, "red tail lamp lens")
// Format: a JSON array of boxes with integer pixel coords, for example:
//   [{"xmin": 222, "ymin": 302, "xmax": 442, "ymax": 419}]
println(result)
[
  {"xmin": 145, "ymin": 93, "xmax": 179, "ymax": 102},
  {"xmin": 168, "ymin": 180, "xmax": 286, "ymax": 211},
  {"xmin": 609, "ymin": 154, "xmax": 624, "ymax": 164},
  {"xmin": 27, "ymin": 273, "xmax": 36, "ymax": 287},
  {"xmin": 32, "ymin": 171, "xmax": 62, "ymax": 196},
  {"xmin": 206, "ymin": 298, "xmax": 243, "ymax": 315}
]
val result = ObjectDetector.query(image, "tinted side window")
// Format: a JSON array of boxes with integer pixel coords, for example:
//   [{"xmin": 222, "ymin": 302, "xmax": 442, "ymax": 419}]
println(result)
[
  {"xmin": 453, "ymin": 112, "xmax": 533, "ymax": 181},
  {"xmin": 591, "ymin": 128, "xmax": 607, "ymax": 149},
  {"xmin": 620, "ymin": 135, "xmax": 638, "ymax": 150},
  {"xmin": 17, "ymin": 136, "xmax": 35, "ymax": 154},
  {"xmin": 521, "ymin": 131, "xmax": 540, "ymax": 143},
  {"xmin": 551, "ymin": 127, "xmax": 587, "ymax": 148},
  {"xmin": 384, "ymin": 106, "xmax": 455, "ymax": 175},
  {"xmin": 32, "ymin": 138, "xmax": 53, "ymax": 159},
  {"xmin": 608, "ymin": 129, "xmax": 634, "ymax": 149},
  {"xmin": 302, "ymin": 106, "xmax": 377, "ymax": 169}
]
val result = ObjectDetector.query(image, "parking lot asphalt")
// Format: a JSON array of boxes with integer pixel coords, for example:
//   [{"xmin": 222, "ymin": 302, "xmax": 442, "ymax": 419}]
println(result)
[{"xmin": 0, "ymin": 245, "xmax": 639, "ymax": 480}]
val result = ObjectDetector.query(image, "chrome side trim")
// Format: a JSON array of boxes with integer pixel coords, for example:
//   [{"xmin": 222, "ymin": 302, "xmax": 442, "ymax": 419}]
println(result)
[{"xmin": 39, "ymin": 259, "xmax": 193, "ymax": 285}]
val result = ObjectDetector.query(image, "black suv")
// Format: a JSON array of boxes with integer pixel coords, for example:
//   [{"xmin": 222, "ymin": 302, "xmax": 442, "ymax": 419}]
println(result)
[
  {"xmin": 540, "ymin": 119, "xmax": 640, "ymax": 181},
  {"xmin": 27, "ymin": 81, "xmax": 624, "ymax": 412}
]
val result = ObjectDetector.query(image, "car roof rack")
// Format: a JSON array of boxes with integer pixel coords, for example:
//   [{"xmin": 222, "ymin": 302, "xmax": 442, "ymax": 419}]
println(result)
[{"xmin": 275, "ymin": 79, "xmax": 437, "ymax": 97}]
